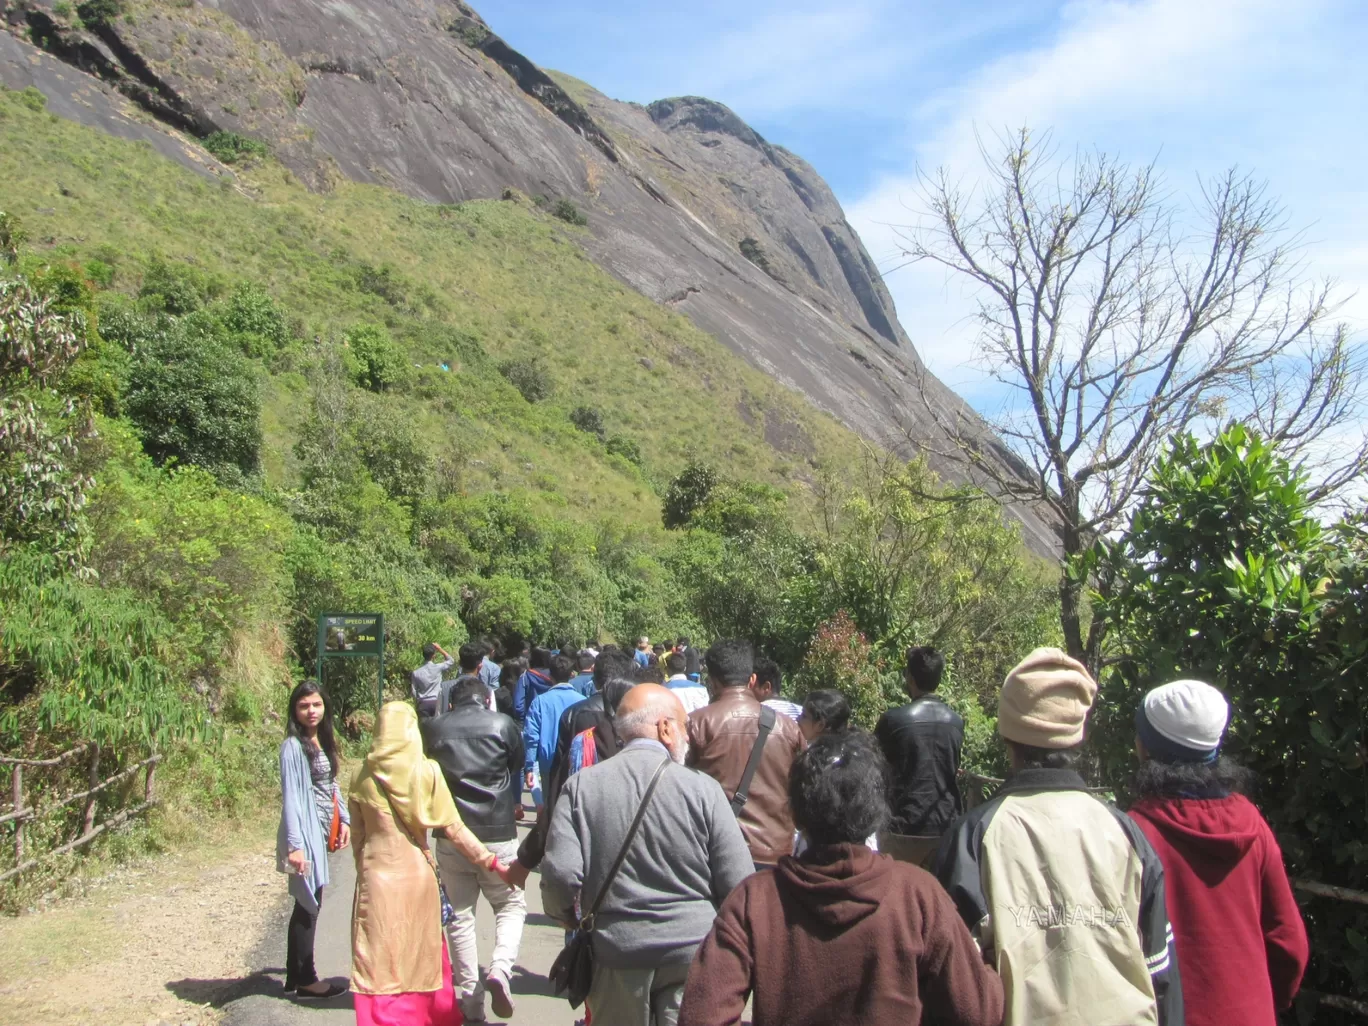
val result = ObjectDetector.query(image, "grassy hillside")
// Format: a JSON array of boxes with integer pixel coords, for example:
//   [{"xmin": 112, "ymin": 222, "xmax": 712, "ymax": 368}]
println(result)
[{"xmin": 0, "ymin": 88, "xmax": 859, "ymax": 513}]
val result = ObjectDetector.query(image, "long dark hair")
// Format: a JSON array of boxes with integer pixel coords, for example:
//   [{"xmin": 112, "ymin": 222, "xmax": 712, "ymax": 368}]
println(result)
[
  {"xmin": 286, "ymin": 679, "xmax": 339, "ymax": 777},
  {"xmin": 1133, "ymin": 756, "xmax": 1255, "ymax": 800}
]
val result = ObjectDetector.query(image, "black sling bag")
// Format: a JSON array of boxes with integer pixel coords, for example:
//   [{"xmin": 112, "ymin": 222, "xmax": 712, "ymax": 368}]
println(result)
[{"xmin": 730, "ymin": 704, "xmax": 776, "ymax": 814}]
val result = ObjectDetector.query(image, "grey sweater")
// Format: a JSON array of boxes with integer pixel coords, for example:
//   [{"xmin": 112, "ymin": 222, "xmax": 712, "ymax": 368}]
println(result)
[{"xmin": 542, "ymin": 740, "xmax": 753, "ymax": 969}]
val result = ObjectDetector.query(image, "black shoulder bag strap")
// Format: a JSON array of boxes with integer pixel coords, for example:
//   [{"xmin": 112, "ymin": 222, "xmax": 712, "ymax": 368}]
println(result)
[
  {"xmin": 579, "ymin": 755, "xmax": 671, "ymax": 932},
  {"xmin": 730, "ymin": 704, "xmax": 776, "ymax": 815}
]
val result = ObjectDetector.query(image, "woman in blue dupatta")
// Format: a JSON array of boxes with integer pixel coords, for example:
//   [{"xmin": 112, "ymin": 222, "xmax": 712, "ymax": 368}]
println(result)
[{"xmin": 277, "ymin": 679, "xmax": 350, "ymax": 998}]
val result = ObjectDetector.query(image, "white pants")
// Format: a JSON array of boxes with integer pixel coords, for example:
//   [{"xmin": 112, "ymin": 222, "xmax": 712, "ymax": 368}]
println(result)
[{"xmin": 434, "ymin": 837, "xmax": 526, "ymax": 1020}]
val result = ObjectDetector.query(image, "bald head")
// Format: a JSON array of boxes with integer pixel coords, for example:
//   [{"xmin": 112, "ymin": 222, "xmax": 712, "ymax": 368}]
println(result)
[
  {"xmin": 616, "ymin": 684, "xmax": 690, "ymax": 764},
  {"xmin": 617, "ymin": 684, "xmax": 685, "ymax": 736}
]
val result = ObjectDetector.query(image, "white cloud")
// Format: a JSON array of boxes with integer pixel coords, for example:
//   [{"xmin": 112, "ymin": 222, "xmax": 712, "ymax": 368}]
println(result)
[{"xmin": 848, "ymin": 0, "xmax": 1368, "ymax": 396}]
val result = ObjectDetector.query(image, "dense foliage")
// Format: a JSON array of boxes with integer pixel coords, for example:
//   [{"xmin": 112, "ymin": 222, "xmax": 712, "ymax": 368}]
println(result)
[
  {"xmin": 1093, "ymin": 425, "xmax": 1368, "ymax": 1004},
  {"xmin": 0, "ymin": 229, "xmax": 1051, "ymax": 739}
]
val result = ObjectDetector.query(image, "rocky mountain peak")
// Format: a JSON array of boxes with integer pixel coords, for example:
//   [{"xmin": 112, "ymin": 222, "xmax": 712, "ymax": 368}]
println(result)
[{"xmin": 647, "ymin": 96, "xmax": 767, "ymax": 150}]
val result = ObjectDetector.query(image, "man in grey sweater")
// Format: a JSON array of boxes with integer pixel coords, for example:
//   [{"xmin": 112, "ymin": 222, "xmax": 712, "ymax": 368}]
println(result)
[{"xmin": 542, "ymin": 684, "xmax": 753, "ymax": 1026}]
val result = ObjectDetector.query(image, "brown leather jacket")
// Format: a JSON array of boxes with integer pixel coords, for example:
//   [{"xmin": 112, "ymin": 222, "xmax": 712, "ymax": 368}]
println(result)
[{"xmin": 686, "ymin": 686, "xmax": 805, "ymax": 865}]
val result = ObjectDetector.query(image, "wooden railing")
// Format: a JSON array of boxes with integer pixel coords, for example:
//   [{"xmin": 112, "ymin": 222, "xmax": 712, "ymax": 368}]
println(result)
[{"xmin": 0, "ymin": 744, "xmax": 160, "ymax": 885}]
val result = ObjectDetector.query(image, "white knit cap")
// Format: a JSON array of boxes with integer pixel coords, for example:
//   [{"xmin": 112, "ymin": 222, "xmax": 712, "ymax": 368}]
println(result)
[{"xmin": 1142, "ymin": 680, "xmax": 1229, "ymax": 752}]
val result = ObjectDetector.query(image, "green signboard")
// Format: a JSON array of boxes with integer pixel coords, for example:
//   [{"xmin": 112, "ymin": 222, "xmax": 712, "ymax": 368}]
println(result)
[{"xmin": 316, "ymin": 612, "xmax": 386, "ymax": 708}]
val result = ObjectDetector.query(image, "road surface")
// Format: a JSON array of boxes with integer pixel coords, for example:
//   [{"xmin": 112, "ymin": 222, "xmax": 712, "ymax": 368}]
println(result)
[{"xmin": 223, "ymin": 810, "xmax": 577, "ymax": 1026}]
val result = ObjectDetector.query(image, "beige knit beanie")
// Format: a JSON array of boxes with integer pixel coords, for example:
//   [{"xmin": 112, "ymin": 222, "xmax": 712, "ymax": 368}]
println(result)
[{"xmin": 998, "ymin": 647, "xmax": 1097, "ymax": 749}]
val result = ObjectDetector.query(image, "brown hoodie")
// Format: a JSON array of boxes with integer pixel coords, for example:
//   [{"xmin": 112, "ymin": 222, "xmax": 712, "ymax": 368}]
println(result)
[{"xmin": 678, "ymin": 843, "xmax": 1004, "ymax": 1026}]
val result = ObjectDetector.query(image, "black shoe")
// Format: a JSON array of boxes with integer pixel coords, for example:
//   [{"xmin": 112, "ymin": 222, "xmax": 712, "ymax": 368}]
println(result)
[{"xmin": 295, "ymin": 981, "xmax": 346, "ymax": 999}]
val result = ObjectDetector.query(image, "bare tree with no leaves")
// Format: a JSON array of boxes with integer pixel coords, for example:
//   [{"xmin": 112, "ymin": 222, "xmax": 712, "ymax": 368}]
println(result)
[{"xmin": 898, "ymin": 128, "xmax": 1367, "ymax": 668}]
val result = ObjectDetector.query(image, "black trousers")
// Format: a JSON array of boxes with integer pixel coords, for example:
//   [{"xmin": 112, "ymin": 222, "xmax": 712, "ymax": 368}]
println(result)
[{"xmin": 285, "ymin": 886, "xmax": 323, "ymax": 988}]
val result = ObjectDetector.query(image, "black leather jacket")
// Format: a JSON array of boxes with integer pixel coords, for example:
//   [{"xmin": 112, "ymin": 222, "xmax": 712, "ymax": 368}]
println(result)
[
  {"xmin": 421, "ymin": 696, "xmax": 524, "ymax": 844},
  {"xmin": 874, "ymin": 695, "xmax": 964, "ymax": 836}
]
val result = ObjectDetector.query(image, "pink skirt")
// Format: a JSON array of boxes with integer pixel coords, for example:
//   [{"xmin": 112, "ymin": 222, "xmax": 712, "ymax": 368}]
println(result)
[{"xmin": 354, "ymin": 945, "xmax": 462, "ymax": 1026}]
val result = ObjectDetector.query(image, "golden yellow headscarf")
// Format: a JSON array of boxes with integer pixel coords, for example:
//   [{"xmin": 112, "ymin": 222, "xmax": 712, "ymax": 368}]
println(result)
[{"xmin": 350, "ymin": 702, "xmax": 460, "ymax": 834}]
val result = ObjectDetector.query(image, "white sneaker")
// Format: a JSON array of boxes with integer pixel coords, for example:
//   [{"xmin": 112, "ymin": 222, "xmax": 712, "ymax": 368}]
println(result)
[{"xmin": 486, "ymin": 968, "xmax": 515, "ymax": 1019}]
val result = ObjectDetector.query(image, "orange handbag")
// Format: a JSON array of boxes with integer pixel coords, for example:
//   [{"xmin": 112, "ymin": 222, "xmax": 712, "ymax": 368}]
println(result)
[{"xmin": 327, "ymin": 793, "xmax": 343, "ymax": 852}]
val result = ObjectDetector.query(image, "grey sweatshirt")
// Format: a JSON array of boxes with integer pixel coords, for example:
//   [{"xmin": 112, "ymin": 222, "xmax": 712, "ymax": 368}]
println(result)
[{"xmin": 542, "ymin": 739, "xmax": 754, "ymax": 969}]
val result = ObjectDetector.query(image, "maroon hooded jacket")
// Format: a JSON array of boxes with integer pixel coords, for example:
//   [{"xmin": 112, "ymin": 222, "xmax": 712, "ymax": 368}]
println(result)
[
  {"xmin": 677, "ymin": 844, "xmax": 1002, "ymax": 1026},
  {"xmin": 1129, "ymin": 793, "xmax": 1308, "ymax": 1026}
]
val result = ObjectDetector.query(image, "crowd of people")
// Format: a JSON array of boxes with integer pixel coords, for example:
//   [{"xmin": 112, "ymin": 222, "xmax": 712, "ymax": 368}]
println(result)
[{"xmin": 276, "ymin": 635, "xmax": 1310, "ymax": 1026}]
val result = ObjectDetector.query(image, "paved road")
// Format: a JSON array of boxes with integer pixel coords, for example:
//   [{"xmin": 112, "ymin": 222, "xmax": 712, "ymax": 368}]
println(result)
[{"xmin": 224, "ymin": 809, "xmax": 577, "ymax": 1026}]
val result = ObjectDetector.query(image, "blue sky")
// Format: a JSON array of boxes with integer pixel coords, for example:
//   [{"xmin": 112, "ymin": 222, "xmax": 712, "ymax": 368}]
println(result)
[{"xmin": 484, "ymin": 0, "xmax": 1368, "ymax": 408}]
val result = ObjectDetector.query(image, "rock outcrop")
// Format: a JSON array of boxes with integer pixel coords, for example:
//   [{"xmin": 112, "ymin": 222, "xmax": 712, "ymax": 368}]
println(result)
[{"xmin": 0, "ymin": 0, "xmax": 1054, "ymax": 553}]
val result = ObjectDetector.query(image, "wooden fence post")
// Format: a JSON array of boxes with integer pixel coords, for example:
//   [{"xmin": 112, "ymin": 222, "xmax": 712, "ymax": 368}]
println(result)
[
  {"xmin": 81, "ymin": 744, "xmax": 101, "ymax": 837},
  {"xmin": 10, "ymin": 764, "xmax": 21, "ymax": 867},
  {"xmin": 144, "ymin": 758, "xmax": 157, "ymax": 803}
]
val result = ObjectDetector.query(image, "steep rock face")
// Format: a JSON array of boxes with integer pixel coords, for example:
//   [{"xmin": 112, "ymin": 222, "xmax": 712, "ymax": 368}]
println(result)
[{"xmin": 0, "ymin": 0, "xmax": 1055, "ymax": 553}]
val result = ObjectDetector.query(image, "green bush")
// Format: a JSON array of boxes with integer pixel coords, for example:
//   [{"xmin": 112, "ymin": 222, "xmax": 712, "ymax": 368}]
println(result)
[
  {"xmin": 353, "ymin": 262, "xmax": 409, "ymax": 307},
  {"xmin": 75, "ymin": 0, "xmax": 122, "ymax": 26},
  {"xmin": 499, "ymin": 357, "xmax": 552, "ymax": 402},
  {"xmin": 570, "ymin": 404, "xmax": 606, "ymax": 439},
  {"xmin": 605, "ymin": 434, "xmax": 643, "ymax": 467},
  {"xmin": 739, "ymin": 236, "xmax": 779, "ymax": 280},
  {"xmin": 87, "ymin": 442, "xmax": 290, "ymax": 666},
  {"xmin": 0, "ymin": 210, "xmax": 29, "ymax": 263},
  {"xmin": 221, "ymin": 281, "xmax": 288, "ymax": 357},
  {"xmin": 663, "ymin": 459, "xmax": 718, "ymax": 529},
  {"xmin": 122, "ymin": 313, "xmax": 262, "ymax": 479},
  {"xmin": 350, "ymin": 398, "xmax": 430, "ymax": 503},
  {"xmin": 551, "ymin": 199, "xmax": 588, "ymax": 227},
  {"xmin": 0, "ymin": 275, "xmax": 91, "ymax": 566},
  {"xmin": 461, "ymin": 573, "xmax": 536, "ymax": 639},
  {"xmin": 0, "ymin": 546, "xmax": 205, "ymax": 749},
  {"xmin": 347, "ymin": 323, "xmax": 406, "ymax": 392},
  {"xmin": 202, "ymin": 131, "xmax": 268, "ymax": 165},
  {"xmin": 139, "ymin": 258, "xmax": 219, "ymax": 314}
]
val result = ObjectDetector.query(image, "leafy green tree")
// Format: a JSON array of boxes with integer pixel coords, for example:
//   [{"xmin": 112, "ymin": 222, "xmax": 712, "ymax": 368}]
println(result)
[
  {"xmin": 0, "ymin": 274, "xmax": 92, "ymax": 566},
  {"xmin": 792, "ymin": 611, "xmax": 887, "ymax": 728},
  {"xmin": 1095, "ymin": 423, "xmax": 1368, "ymax": 999},
  {"xmin": 88, "ymin": 441, "xmax": 290, "ymax": 666},
  {"xmin": 221, "ymin": 281, "xmax": 288, "ymax": 357},
  {"xmin": 138, "ymin": 258, "xmax": 219, "ymax": 315},
  {"xmin": 123, "ymin": 314, "xmax": 261, "ymax": 480},
  {"xmin": 0, "ymin": 211, "xmax": 28, "ymax": 265},
  {"xmin": 461, "ymin": 574, "xmax": 536, "ymax": 639},
  {"xmin": 814, "ymin": 454, "xmax": 1057, "ymax": 698},
  {"xmin": 347, "ymin": 324, "xmax": 406, "ymax": 392},
  {"xmin": 662, "ymin": 459, "xmax": 718, "ymax": 529}
]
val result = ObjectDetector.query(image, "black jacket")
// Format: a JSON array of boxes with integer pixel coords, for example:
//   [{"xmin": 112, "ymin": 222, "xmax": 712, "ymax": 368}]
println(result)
[
  {"xmin": 874, "ymin": 695, "xmax": 964, "ymax": 835},
  {"xmin": 421, "ymin": 696, "xmax": 524, "ymax": 844}
]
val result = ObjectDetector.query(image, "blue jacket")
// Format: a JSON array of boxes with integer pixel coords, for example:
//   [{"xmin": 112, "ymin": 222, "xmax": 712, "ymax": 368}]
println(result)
[
  {"xmin": 513, "ymin": 668, "xmax": 555, "ymax": 720},
  {"xmin": 568, "ymin": 671, "xmax": 595, "ymax": 697},
  {"xmin": 524, "ymin": 684, "xmax": 587, "ymax": 780},
  {"xmin": 634, "ymin": 649, "xmax": 651, "ymax": 668},
  {"xmin": 478, "ymin": 657, "xmax": 501, "ymax": 690}
]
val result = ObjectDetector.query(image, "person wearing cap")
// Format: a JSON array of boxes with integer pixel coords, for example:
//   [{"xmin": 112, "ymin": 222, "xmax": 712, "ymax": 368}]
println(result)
[
  {"xmin": 935, "ymin": 647, "xmax": 1183, "ymax": 1026},
  {"xmin": 1128, "ymin": 680, "xmax": 1308, "ymax": 1026}
]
